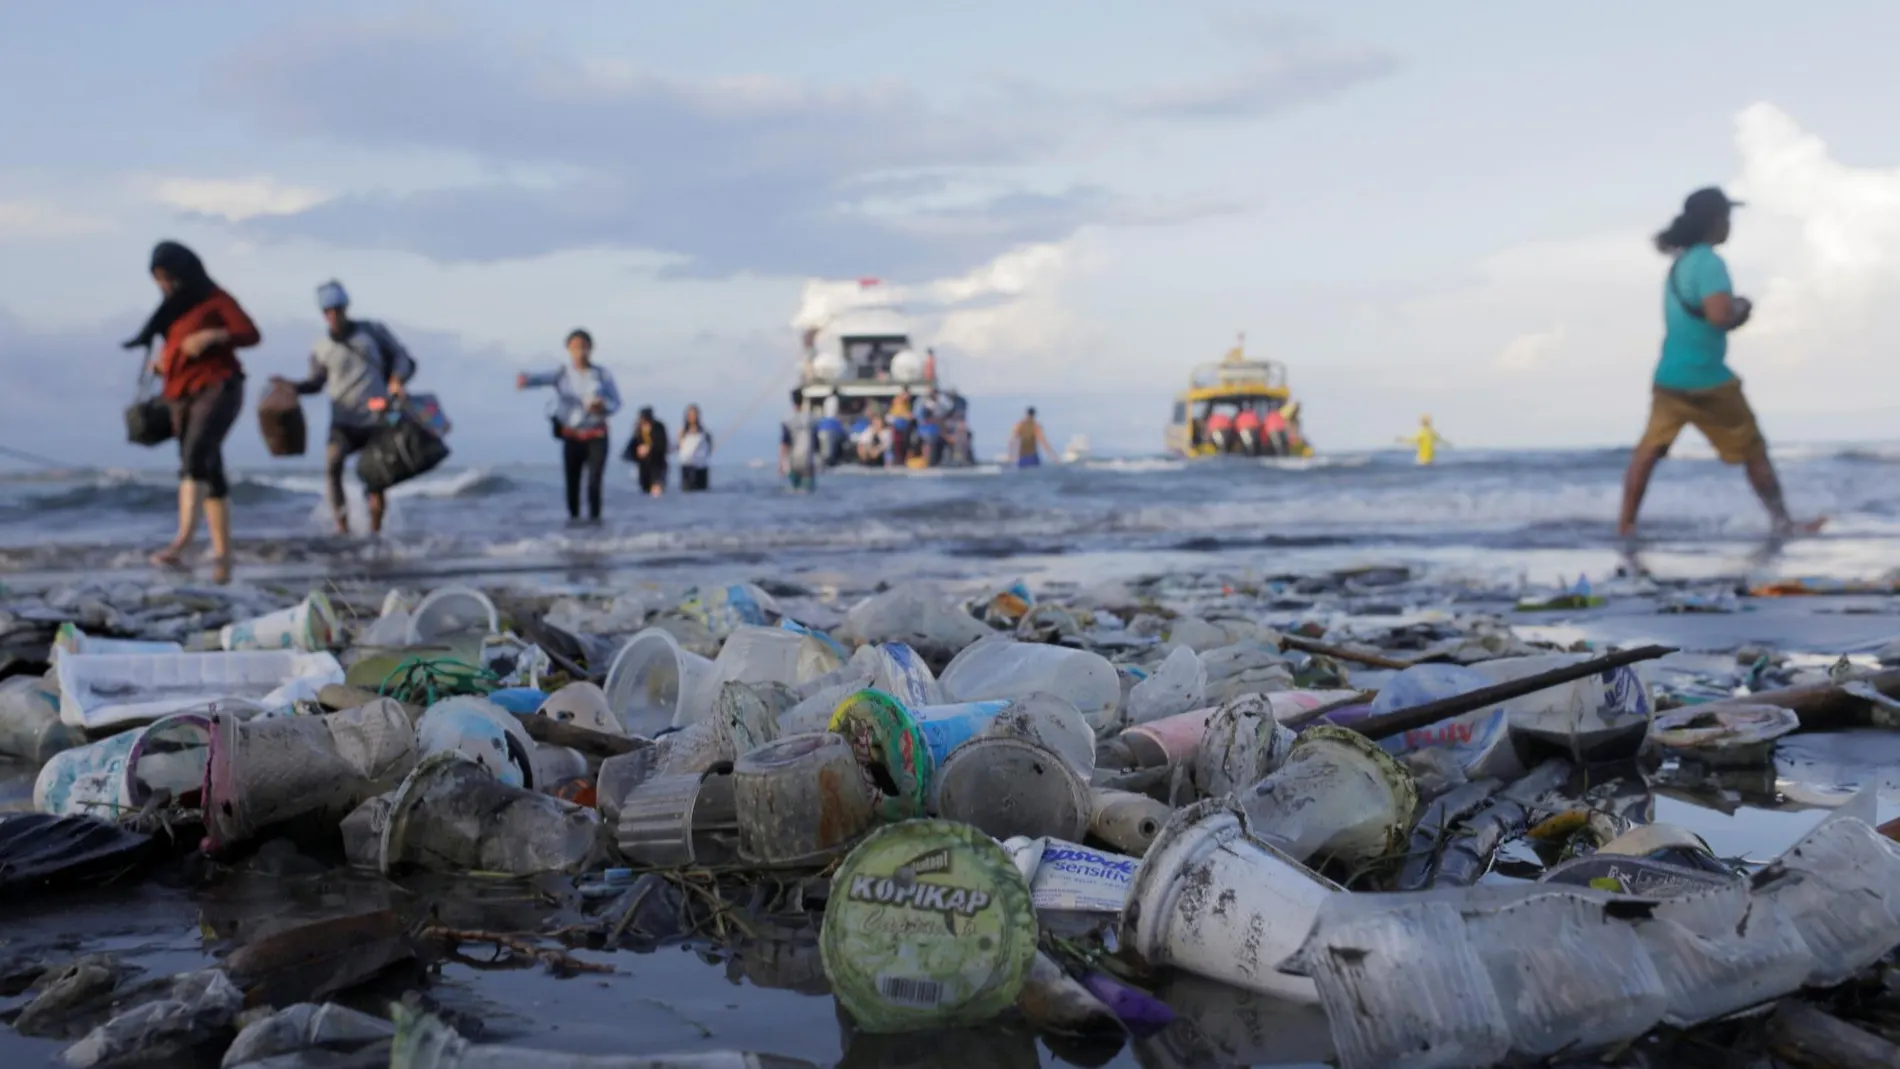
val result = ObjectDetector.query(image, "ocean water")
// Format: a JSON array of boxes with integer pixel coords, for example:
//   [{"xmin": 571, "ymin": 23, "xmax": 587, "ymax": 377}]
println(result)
[{"xmin": 1, "ymin": 442, "xmax": 1897, "ymax": 591}]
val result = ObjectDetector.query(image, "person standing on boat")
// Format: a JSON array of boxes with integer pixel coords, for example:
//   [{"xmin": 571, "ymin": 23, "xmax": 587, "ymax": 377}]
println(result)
[
  {"xmin": 127, "ymin": 241, "xmax": 260, "ymax": 584},
  {"xmin": 816, "ymin": 401, "xmax": 846, "ymax": 467},
  {"xmin": 677, "ymin": 403, "xmax": 713, "ymax": 492},
  {"xmin": 628, "ymin": 407, "xmax": 669, "ymax": 497},
  {"xmin": 1234, "ymin": 405, "xmax": 1263, "ymax": 456},
  {"xmin": 517, "ymin": 329, "xmax": 620, "ymax": 524},
  {"xmin": 857, "ymin": 411, "xmax": 893, "ymax": 467},
  {"xmin": 1262, "ymin": 405, "xmax": 1291, "ymax": 457},
  {"xmin": 781, "ymin": 389, "xmax": 819, "ymax": 492},
  {"xmin": 1009, "ymin": 407, "xmax": 1055, "ymax": 469},
  {"xmin": 1619, "ymin": 187, "xmax": 1822, "ymax": 540},
  {"xmin": 277, "ymin": 280, "xmax": 417, "ymax": 537},
  {"xmin": 889, "ymin": 388, "xmax": 915, "ymax": 464},
  {"xmin": 1204, "ymin": 406, "xmax": 1234, "ymax": 454}
]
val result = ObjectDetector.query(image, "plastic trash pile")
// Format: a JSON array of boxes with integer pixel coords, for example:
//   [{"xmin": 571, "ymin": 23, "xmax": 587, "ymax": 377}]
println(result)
[{"xmin": 2, "ymin": 568, "xmax": 1900, "ymax": 1068}]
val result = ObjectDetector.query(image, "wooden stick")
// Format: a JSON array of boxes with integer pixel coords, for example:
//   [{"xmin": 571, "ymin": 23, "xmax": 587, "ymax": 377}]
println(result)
[
  {"xmin": 1347, "ymin": 645, "xmax": 1676, "ymax": 742},
  {"xmin": 513, "ymin": 713, "xmax": 646, "ymax": 756},
  {"xmin": 1281, "ymin": 634, "xmax": 1412, "ymax": 671},
  {"xmin": 1685, "ymin": 668, "xmax": 1900, "ymax": 733}
]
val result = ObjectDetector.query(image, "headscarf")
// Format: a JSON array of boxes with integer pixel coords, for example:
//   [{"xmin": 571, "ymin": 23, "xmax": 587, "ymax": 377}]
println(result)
[{"xmin": 123, "ymin": 241, "xmax": 217, "ymax": 350}]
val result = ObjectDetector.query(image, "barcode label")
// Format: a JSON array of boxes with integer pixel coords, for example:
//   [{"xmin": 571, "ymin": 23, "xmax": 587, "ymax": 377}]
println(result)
[{"xmin": 876, "ymin": 974, "xmax": 945, "ymax": 1007}]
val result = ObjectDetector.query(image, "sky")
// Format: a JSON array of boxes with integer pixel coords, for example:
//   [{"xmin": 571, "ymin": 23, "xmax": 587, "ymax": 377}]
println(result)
[{"xmin": 3, "ymin": 1, "xmax": 1899, "ymax": 468}]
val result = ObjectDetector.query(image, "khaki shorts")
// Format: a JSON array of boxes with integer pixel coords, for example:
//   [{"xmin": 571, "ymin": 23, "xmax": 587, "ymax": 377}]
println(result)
[{"xmin": 1637, "ymin": 379, "xmax": 1766, "ymax": 464}]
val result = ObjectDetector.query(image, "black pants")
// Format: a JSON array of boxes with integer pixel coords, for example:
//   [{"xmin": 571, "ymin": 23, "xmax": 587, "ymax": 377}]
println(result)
[
  {"xmin": 562, "ymin": 435, "xmax": 608, "ymax": 519},
  {"xmin": 169, "ymin": 374, "xmax": 244, "ymax": 499},
  {"xmin": 326, "ymin": 423, "xmax": 377, "ymax": 508},
  {"xmin": 681, "ymin": 466, "xmax": 709, "ymax": 492},
  {"xmin": 637, "ymin": 461, "xmax": 667, "ymax": 494}
]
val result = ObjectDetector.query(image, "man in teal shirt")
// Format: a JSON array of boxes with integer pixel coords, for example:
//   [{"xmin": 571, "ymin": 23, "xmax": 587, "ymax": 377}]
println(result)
[{"xmin": 1618, "ymin": 187, "xmax": 1822, "ymax": 540}]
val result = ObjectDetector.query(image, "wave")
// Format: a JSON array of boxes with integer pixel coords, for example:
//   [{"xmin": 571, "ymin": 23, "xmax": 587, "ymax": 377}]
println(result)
[{"xmin": 246, "ymin": 467, "xmax": 517, "ymax": 500}]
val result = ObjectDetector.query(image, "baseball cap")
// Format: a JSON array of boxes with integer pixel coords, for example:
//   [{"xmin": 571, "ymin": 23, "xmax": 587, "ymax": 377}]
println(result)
[{"xmin": 1683, "ymin": 187, "xmax": 1743, "ymax": 216}]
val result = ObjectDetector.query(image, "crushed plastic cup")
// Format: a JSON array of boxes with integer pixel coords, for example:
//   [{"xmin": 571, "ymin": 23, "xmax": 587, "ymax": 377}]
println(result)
[
  {"xmin": 932, "ymin": 736, "xmax": 1093, "ymax": 843},
  {"xmin": 356, "ymin": 588, "xmax": 420, "ymax": 648},
  {"xmin": 1089, "ymin": 788, "xmax": 1172, "ymax": 855},
  {"xmin": 379, "ymin": 751, "xmax": 600, "ymax": 876},
  {"xmin": 1121, "ymin": 798, "xmax": 1340, "ymax": 1003},
  {"xmin": 535, "ymin": 682, "xmax": 622, "ymax": 736},
  {"xmin": 1651, "ymin": 703, "xmax": 1799, "ymax": 766},
  {"xmin": 414, "ymin": 697, "xmax": 535, "ymax": 789},
  {"xmin": 1466, "ymin": 652, "xmax": 1653, "ymax": 760},
  {"xmin": 33, "ymin": 712, "xmax": 211, "ymax": 818},
  {"xmin": 821, "ymin": 820, "xmax": 1038, "ymax": 1033},
  {"xmin": 711, "ymin": 681, "xmax": 783, "ymax": 758},
  {"xmin": 678, "ymin": 581, "xmax": 779, "ymax": 639},
  {"xmin": 603, "ymin": 628, "xmax": 717, "ymax": 735},
  {"xmin": 972, "ymin": 692, "xmax": 1096, "ymax": 781},
  {"xmin": 940, "ymin": 640, "xmax": 1121, "ymax": 733},
  {"xmin": 778, "ymin": 674, "xmax": 873, "ymax": 736},
  {"xmin": 1238, "ymin": 724, "xmax": 1418, "ymax": 868},
  {"xmin": 0, "ymin": 675, "xmax": 84, "ymax": 763},
  {"xmin": 1003, "ymin": 836, "xmax": 1138, "ymax": 913},
  {"xmin": 732, "ymin": 732, "xmax": 876, "ymax": 866},
  {"xmin": 202, "ymin": 698, "xmax": 417, "ymax": 853},
  {"xmin": 1200, "ymin": 643, "xmax": 1295, "ymax": 706},
  {"xmin": 1190, "ymin": 695, "xmax": 1297, "ymax": 800},
  {"xmin": 712, "ymin": 625, "xmax": 843, "ymax": 691},
  {"xmin": 837, "ymin": 584, "xmax": 993, "ymax": 665},
  {"xmin": 1122, "ymin": 690, "xmax": 1358, "ymax": 771},
  {"xmin": 850, "ymin": 643, "xmax": 944, "ymax": 708},
  {"xmin": 220, "ymin": 592, "xmax": 340, "ymax": 653},
  {"xmin": 402, "ymin": 585, "xmax": 499, "ymax": 647},
  {"xmin": 826, "ymin": 690, "xmax": 934, "ymax": 822},
  {"xmin": 1127, "ymin": 646, "xmax": 1207, "ymax": 725},
  {"xmin": 615, "ymin": 767, "xmax": 739, "ymax": 869}
]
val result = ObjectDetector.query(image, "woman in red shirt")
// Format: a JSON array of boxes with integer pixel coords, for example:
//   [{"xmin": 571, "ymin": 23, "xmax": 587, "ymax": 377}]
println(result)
[{"xmin": 124, "ymin": 241, "xmax": 260, "ymax": 583}]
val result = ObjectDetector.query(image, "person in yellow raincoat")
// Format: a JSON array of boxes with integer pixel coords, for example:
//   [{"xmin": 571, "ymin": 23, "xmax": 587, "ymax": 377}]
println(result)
[{"xmin": 1399, "ymin": 415, "xmax": 1449, "ymax": 465}]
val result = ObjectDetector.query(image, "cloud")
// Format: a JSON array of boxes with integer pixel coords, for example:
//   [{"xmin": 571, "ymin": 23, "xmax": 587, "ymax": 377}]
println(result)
[
  {"xmin": 1127, "ymin": 16, "xmax": 1400, "ymax": 119},
  {"xmin": 206, "ymin": 17, "xmax": 1391, "ymax": 279},
  {"xmin": 1729, "ymin": 102, "xmax": 1900, "ymax": 361},
  {"xmin": 0, "ymin": 199, "xmax": 112, "ymax": 241},
  {"xmin": 1494, "ymin": 324, "xmax": 1568, "ymax": 373},
  {"xmin": 152, "ymin": 177, "xmax": 329, "ymax": 222}
]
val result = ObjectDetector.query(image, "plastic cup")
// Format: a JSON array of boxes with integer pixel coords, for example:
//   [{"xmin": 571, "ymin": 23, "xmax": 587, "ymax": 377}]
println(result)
[
  {"xmin": 402, "ymin": 586, "xmax": 499, "ymax": 646},
  {"xmin": 380, "ymin": 752, "xmax": 599, "ymax": 876},
  {"xmin": 220, "ymin": 592, "xmax": 340, "ymax": 652},
  {"xmin": 940, "ymin": 641, "xmax": 1120, "ymax": 731},
  {"xmin": 604, "ymin": 628, "xmax": 717, "ymax": 735},
  {"xmin": 1238, "ymin": 724, "xmax": 1419, "ymax": 867},
  {"xmin": 1122, "ymin": 799, "xmax": 1340, "ymax": 1003}
]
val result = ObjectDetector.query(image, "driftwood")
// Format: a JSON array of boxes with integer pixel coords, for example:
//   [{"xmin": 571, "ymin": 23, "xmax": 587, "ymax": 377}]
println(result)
[
  {"xmin": 1690, "ymin": 668, "xmax": 1900, "ymax": 733},
  {"xmin": 513, "ymin": 714, "xmax": 646, "ymax": 757},
  {"xmin": 1765, "ymin": 1000, "xmax": 1900, "ymax": 1069},
  {"xmin": 1280, "ymin": 634, "xmax": 1412, "ymax": 671}
]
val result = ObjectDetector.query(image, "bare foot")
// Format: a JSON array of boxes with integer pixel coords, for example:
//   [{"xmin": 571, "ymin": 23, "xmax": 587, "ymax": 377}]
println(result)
[
  {"xmin": 209, "ymin": 557, "xmax": 232, "ymax": 585},
  {"xmin": 1776, "ymin": 516, "xmax": 1829, "ymax": 537},
  {"xmin": 149, "ymin": 545, "xmax": 189, "ymax": 570}
]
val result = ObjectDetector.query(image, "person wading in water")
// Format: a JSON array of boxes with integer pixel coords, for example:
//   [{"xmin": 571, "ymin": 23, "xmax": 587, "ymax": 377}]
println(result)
[
  {"xmin": 517, "ymin": 329, "xmax": 621, "ymax": 524},
  {"xmin": 126, "ymin": 241, "xmax": 260, "ymax": 584},
  {"xmin": 1618, "ymin": 187, "xmax": 1824, "ymax": 542}
]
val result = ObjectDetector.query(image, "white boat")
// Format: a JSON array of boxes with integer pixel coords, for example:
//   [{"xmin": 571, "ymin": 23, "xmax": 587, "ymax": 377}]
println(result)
[{"xmin": 795, "ymin": 280, "xmax": 973, "ymax": 469}]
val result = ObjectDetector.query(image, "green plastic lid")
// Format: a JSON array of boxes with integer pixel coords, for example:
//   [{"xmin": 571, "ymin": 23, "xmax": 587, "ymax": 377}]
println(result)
[
  {"xmin": 821, "ymin": 819, "xmax": 1037, "ymax": 1033},
  {"xmin": 828, "ymin": 689, "xmax": 929, "ymax": 823}
]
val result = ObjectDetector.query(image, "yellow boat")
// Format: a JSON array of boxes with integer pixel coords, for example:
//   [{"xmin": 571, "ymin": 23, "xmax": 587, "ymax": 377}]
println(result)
[{"xmin": 1165, "ymin": 336, "xmax": 1313, "ymax": 458}]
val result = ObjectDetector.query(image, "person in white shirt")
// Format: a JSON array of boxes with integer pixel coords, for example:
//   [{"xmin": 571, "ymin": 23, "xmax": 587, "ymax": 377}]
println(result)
[{"xmin": 677, "ymin": 403, "xmax": 714, "ymax": 492}]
